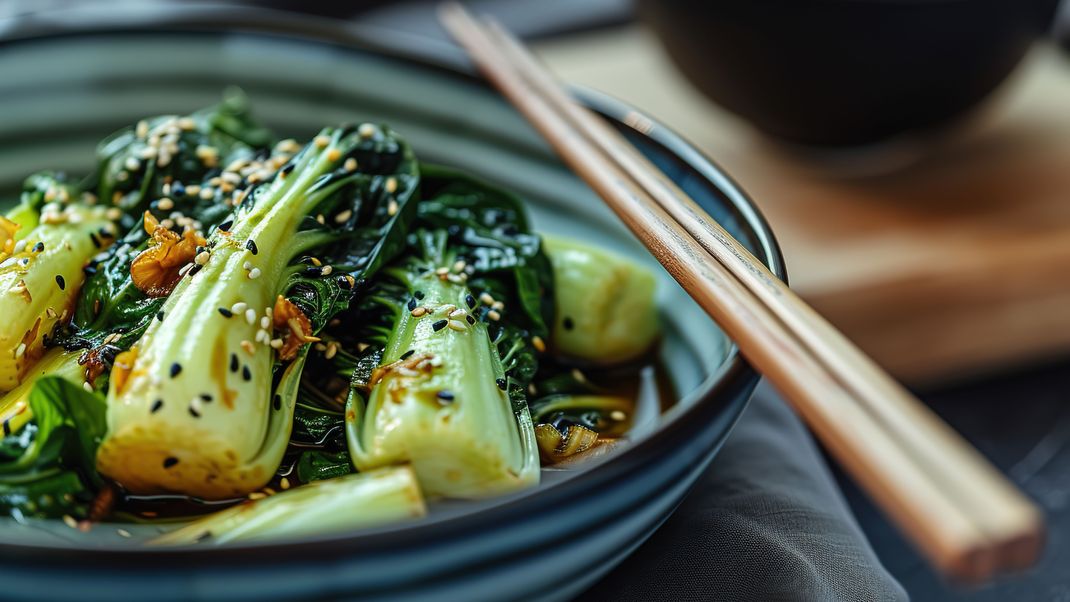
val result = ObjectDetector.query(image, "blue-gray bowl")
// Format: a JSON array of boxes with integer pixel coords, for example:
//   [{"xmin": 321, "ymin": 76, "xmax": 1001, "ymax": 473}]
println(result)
[{"xmin": 0, "ymin": 7, "xmax": 785, "ymax": 601}]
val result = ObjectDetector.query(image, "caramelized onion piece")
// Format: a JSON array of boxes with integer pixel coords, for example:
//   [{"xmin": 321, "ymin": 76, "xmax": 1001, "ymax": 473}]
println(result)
[
  {"xmin": 534, "ymin": 423, "xmax": 599, "ymax": 463},
  {"xmin": 272, "ymin": 295, "xmax": 318, "ymax": 361},
  {"xmin": 130, "ymin": 212, "xmax": 206, "ymax": 297}
]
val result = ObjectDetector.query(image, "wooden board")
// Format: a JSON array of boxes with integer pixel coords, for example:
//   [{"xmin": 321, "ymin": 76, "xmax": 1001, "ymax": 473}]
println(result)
[{"xmin": 535, "ymin": 28, "xmax": 1070, "ymax": 385}]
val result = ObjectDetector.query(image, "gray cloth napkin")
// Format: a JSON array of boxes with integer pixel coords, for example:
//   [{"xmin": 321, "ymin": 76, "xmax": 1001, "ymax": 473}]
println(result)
[{"xmin": 580, "ymin": 381, "xmax": 908, "ymax": 601}]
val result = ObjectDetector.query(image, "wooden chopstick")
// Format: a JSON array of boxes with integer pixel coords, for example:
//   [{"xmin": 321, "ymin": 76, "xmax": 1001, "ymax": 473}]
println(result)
[
  {"xmin": 439, "ymin": 2, "xmax": 1044, "ymax": 581},
  {"xmin": 474, "ymin": 18, "xmax": 1044, "ymax": 571}
]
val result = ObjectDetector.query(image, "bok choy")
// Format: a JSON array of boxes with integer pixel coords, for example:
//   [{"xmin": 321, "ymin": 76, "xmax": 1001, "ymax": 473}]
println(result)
[{"xmin": 97, "ymin": 124, "xmax": 419, "ymax": 499}]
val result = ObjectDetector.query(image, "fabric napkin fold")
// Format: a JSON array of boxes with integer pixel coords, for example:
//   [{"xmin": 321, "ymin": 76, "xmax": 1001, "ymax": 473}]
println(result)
[{"xmin": 579, "ymin": 381, "xmax": 908, "ymax": 601}]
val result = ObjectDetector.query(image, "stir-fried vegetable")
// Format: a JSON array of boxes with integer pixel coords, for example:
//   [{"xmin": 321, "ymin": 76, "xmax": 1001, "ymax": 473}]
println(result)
[
  {"xmin": 544, "ymin": 236, "xmax": 658, "ymax": 364},
  {"xmin": 152, "ymin": 466, "xmax": 425, "ymax": 545},
  {"xmin": 344, "ymin": 167, "xmax": 548, "ymax": 499},
  {"xmin": 0, "ymin": 174, "xmax": 118, "ymax": 393},
  {"xmin": 97, "ymin": 124, "xmax": 419, "ymax": 499},
  {"xmin": 0, "ymin": 95, "xmax": 275, "ymax": 434}
]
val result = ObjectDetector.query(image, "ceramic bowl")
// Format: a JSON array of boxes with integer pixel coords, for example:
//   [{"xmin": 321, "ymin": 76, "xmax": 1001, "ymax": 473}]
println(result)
[{"xmin": 0, "ymin": 6, "xmax": 784, "ymax": 601}]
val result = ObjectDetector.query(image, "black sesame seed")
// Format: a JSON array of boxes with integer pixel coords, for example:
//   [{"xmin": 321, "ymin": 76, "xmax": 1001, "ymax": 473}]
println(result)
[
  {"xmin": 55, "ymin": 275, "xmax": 65, "ymax": 290},
  {"xmin": 189, "ymin": 406, "xmax": 201, "ymax": 418},
  {"xmin": 218, "ymin": 219, "xmax": 233, "ymax": 232},
  {"xmin": 188, "ymin": 264, "xmax": 202, "ymax": 277},
  {"xmin": 246, "ymin": 239, "xmax": 258, "ymax": 255},
  {"xmin": 172, "ymin": 181, "xmax": 186, "ymax": 196},
  {"xmin": 414, "ymin": 290, "xmax": 425, "ymax": 300},
  {"xmin": 99, "ymin": 227, "xmax": 113, "ymax": 240},
  {"xmin": 170, "ymin": 363, "xmax": 182, "ymax": 378},
  {"xmin": 218, "ymin": 307, "xmax": 233, "ymax": 318},
  {"xmin": 563, "ymin": 317, "xmax": 574, "ymax": 331},
  {"xmin": 432, "ymin": 319, "xmax": 448, "ymax": 332},
  {"xmin": 150, "ymin": 399, "xmax": 164, "ymax": 413},
  {"xmin": 83, "ymin": 265, "xmax": 97, "ymax": 276},
  {"xmin": 465, "ymin": 294, "xmax": 476, "ymax": 309},
  {"xmin": 242, "ymin": 365, "xmax": 251, "ymax": 381},
  {"xmin": 466, "ymin": 315, "xmax": 475, "ymax": 325},
  {"xmin": 400, "ymin": 349, "xmax": 415, "ymax": 360},
  {"xmin": 3, "ymin": 419, "xmax": 11, "ymax": 436},
  {"xmin": 272, "ymin": 395, "xmax": 282, "ymax": 411},
  {"xmin": 200, "ymin": 394, "xmax": 213, "ymax": 402},
  {"xmin": 407, "ymin": 298, "xmax": 418, "ymax": 311},
  {"xmin": 230, "ymin": 353, "xmax": 239, "ymax": 373},
  {"xmin": 305, "ymin": 266, "xmax": 323, "ymax": 277},
  {"xmin": 496, "ymin": 378, "xmax": 507, "ymax": 390},
  {"xmin": 280, "ymin": 163, "xmax": 295, "ymax": 177},
  {"xmin": 89, "ymin": 232, "xmax": 101, "ymax": 249},
  {"xmin": 156, "ymin": 310, "xmax": 165, "ymax": 321},
  {"xmin": 163, "ymin": 457, "xmax": 179, "ymax": 469},
  {"xmin": 436, "ymin": 390, "xmax": 455, "ymax": 402},
  {"xmin": 337, "ymin": 275, "xmax": 352, "ymax": 289},
  {"xmin": 32, "ymin": 242, "xmax": 44, "ymax": 253}
]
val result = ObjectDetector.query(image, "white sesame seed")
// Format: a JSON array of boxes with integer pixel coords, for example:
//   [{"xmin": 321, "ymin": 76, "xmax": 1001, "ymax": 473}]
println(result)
[
  {"xmin": 199, "ymin": 187, "xmax": 214, "ymax": 200},
  {"xmin": 115, "ymin": 170, "xmax": 129, "ymax": 182},
  {"xmin": 178, "ymin": 263, "xmax": 193, "ymax": 277},
  {"xmin": 491, "ymin": 301, "xmax": 504, "ymax": 311},
  {"xmin": 610, "ymin": 410, "xmax": 627, "ymax": 421},
  {"xmin": 344, "ymin": 158, "xmax": 357, "ymax": 172},
  {"xmin": 106, "ymin": 207, "xmax": 122, "ymax": 221},
  {"xmin": 358, "ymin": 123, "xmax": 376, "ymax": 138},
  {"xmin": 245, "ymin": 309, "xmax": 257, "ymax": 324},
  {"xmin": 83, "ymin": 381, "xmax": 93, "ymax": 393},
  {"xmin": 243, "ymin": 261, "xmax": 252, "ymax": 270},
  {"xmin": 255, "ymin": 329, "xmax": 270, "ymax": 344},
  {"xmin": 260, "ymin": 316, "xmax": 270, "ymax": 329},
  {"xmin": 14, "ymin": 343, "xmax": 26, "ymax": 359},
  {"xmin": 185, "ymin": 184, "xmax": 200, "ymax": 197},
  {"xmin": 316, "ymin": 214, "xmax": 325, "ymax": 225},
  {"xmin": 136, "ymin": 120, "xmax": 149, "ymax": 139},
  {"xmin": 449, "ymin": 308, "xmax": 466, "ymax": 318},
  {"xmin": 321, "ymin": 265, "xmax": 333, "ymax": 276},
  {"xmin": 280, "ymin": 477, "xmax": 291, "ymax": 490},
  {"xmin": 156, "ymin": 149, "xmax": 172, "ymax": 168},
  {"xmin": 190, "ymin": 397, "xmax": 203, "ymax": 415},
  {"xmin": 435, "ymin": 267, "xmax": 450, "ymax": 276},
  {"xmin": 117, "ymin": 528, "xmax": 132, "ymax": 538},
  {"xmin": 488, "ymin": 310, "xmax": 501, "ymax": 321},
  {"xmin": 12, "ymin": 240, "xmax": 26, "ymax": 254},
  {"xmin": 448, "ymin": 320, "xmax": 467, "ymax": 332},
  {"xmin": 63, "ymin": 515, "xmax": 78, "ymax": 529},
  {"xmin": 313, "ymin": 135, "xmax": 330, "ymax": 148},
  {"xmin": 452, "ymin": 260, "xmax": 466, "ymax": 273},
  {"xmin": 334, "ymin": 209, "xmax": 352, "ymax": 223},
  {"xmin": 411, "ymin": 307, "xmax": 427, "ymax": 317},
  {"xmin": 270, "ymin": 338, "xmax": 284, "ymax": 349},
  {"xmin": 441, "ymin": 304, "xmax": 457, "ymax": 314},
  {"xmin": 248, "ymin": 267, "xmax": 262, "ymax": 280},
  {"xmin": 385, "ymin": 177, "xmax": 398, "ymax": 194},
  {"xmin": 194, "ymin": 251, "xmax": 209, "ymax": 265},
  {"xmin": 249, "ymin": 492, "xmax": 267, "ymax": 500},
  {"xmin": 231, "ymin": 302, "xmax": 247, "ymax": 315},
  {"xmin": 387, "ymin": 199, "xmax": 399, "ymax": 216},
  {"xmin": 177, "ymin": 117, "xmax": 196, "ymax": 131},
  {"xmin": 124, "ymin": 157, "xmax": 141, "ymax": 172},
  {"xmin": 479, "ymin": 292, "xmax": 495, "ymax": 305}
]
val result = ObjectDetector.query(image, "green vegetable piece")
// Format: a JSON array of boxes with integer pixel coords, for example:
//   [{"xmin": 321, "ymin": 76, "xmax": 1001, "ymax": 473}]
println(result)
[
  {"xmin": 151, "ymin": 466, "xmax": 426, "ymax": 545},
  {"xmin": 544, "ymin": 236, "xmax": 658, "ymax": 365}
]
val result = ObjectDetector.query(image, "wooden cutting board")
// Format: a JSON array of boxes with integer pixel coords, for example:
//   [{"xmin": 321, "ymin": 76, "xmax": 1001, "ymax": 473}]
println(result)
[{"xmin": 536, "ymin": 27, "xmax": 1070, "ymax": 385}]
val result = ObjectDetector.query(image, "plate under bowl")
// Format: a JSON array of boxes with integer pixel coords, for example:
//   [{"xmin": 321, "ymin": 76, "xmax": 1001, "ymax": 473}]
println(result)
[{"xmin": 0, "ymin": 8, "xmax": 785, "ymax": 602}]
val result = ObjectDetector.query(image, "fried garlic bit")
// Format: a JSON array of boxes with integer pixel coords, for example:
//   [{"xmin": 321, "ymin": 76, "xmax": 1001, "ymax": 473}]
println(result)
[
  {"xmin": 130, "ymin": 211, "xmax": 206, "ymax": 297},
  {"xmin": 272, "ymin": 295, "xmax": 318, "ymax": 361},
  {"xmin": 0, "ymin": 217, "xmax": 20, "ymax": 258}
]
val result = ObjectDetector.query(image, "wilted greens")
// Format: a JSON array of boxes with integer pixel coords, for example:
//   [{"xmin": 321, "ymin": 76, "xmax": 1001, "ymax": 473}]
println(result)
[{"xmin": 0, "ymin": 97, "xmax": 662, "ymax": 539}]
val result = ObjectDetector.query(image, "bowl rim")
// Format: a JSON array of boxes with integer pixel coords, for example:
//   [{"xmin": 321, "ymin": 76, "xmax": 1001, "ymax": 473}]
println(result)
[{"xmin": 0, "ymin": 4, "xmax": 787, "ymax": 564}]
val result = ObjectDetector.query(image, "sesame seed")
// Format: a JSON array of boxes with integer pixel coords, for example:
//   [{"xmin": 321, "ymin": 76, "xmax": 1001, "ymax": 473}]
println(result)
[
  {"xmin": 387, "ymin": 199, "xmax": 399, "ymax": 216},
  {"xmin": 414, "ymin": 290, "xmax": 425, "ymax": 300},
  {"xmin": 199, "ymin": 187, "xmax": 214, "ymax": 200},
  {"xmin": 273, "ymin": 395, "xmax": 282, "ymax": 411},
  {"xmin": 563, "ymin": 317, "xmax": 574, "ymax": 330},
  {"xmin": 280, "ymin": 477, "xmax": 291, "ymax": 490},
  {"xmin": 448, "ymin": 308, "xmax": 466, "ymax": 318},
  {"xmin": 407, "ymin": 298, "xmax": 418, "ymax": 311},
  {"xmin": 260, "ymin": 316, "xmax": 270, "ymax": 329},
  {"xmin": 230, "ymin": 353, "xmax": 239, "ymax": 373},
  {"xmin": 157, "ymin": 197, "xmax": 174, "ymax": 211},
  {"xmin": 178, "ymin": 263, "xmax": 193, "ymax": 277},
  {"xmin": 163, "ymin": 457, "xmax": 179, "ymax": 469},
  {"xmin": 136, "ymin": 120, "xmax": 149, "ymax": 139},
  {"xmin": 218, "ymin": 307, "xmax": 233, "ymax": 318},
  {"xmin": 195, "ymin": 251, "xmax": 210, "ymax": 265},
  {"xmin": 441, "ymin": 304, "xmax": 457, "ymax": 314},
  {"xmin": 12, "ymin": 240, "xmax": 26, "ymax": 254},
  {"xmin": 248, "ymin": 268, "xmax": 262, "ymax": 280},
  {"xmin": 187, "ymin": 264, "xmax": 202, "ymax": 277},
  {"xmin": 385, "ymin": 177, "xmax": 398, "ymax": 194},
  {"xmin": 496, "ymin": 378, "xmax": 507, "ymax": 390},
  {"xmin": 432, "ymin": 319, "xmax": 448, "ymax": 332},
  {"xmin": 358, "ymin": 123, "xmax": 376, "ymax": 138},
  {"xmin": 246, "ymin": 239, "xmax": 258, "ymax": 255},
  {"xmin": 532, "ymin": 336, "xmax": 546, "ymax": 353},
  {"xmin": 488, "ymin": 310, "xmax": 501, "ymax": 321},
  {"xmin": 610, "ymin": 410, "xmax": 627, "ymax": 421},
  {"xmin": 411, "ymin": 306, "xmax": 427, "ymax": 317},
  {"xmin": 325, "ymin": 343, "xmax": 338, "ymax": 360},
  {"xmin": 327, "ymin": 148, "xmax": 341, "ymax": 162},
  {"xmin": 466, "ymin": 314, "xmax": 475, "ymax": 325},
  {"xmin": 248, "ymin": 492, "xmax": 266, "ymax": 500},
  {"xmin": 189, "ymin": 398, "xmax": 203, "ymax": 418},
  {"xmin": 314, "ymin": 135, "xmax": 331, "ymax": 148},
  {"xmin": 117, "ymin": 529, "xmax": 131, "ymax": 538},
  {"xmin": 491, "ymin": 301, "xmax": 504, "ymax": 311},
  {"xmin": 82, "ymin": 382, "xmax": 93, "ymax": 393},
  {"xmin": 334, "ymin": 209, "xmax": 352, "ymax": 223},
  {"xmin": 55, "ymin": 275, "xmax": 65, "ymax": 290},
  {"xmin": 344, "ymin": 158, "xmax": 357, "ymax": 172},
  {"xmin": 170, "ymin": 363, "xmax": 182, "ymax": 377},
  {"xmin": 479, "ymin": 292, "xmax": 495, "ymax": 305},
  {"xmin": 231, "ymin": 302, "xmax": 247, "ymax": 314},
  {"xmin": 255, "ymin": 329, "xmax": 270, "ymax": 344},
  {"xmin": 151, "ymin": 399, "xmax": 164, "ymax": 413},
  {"xmin": 106, "ymin": 207, "xmax": 122, "ymax": 221},
  {"xmin": 435, "ymin": 267, "xmax": 450, "ymax": 276},
  {"xmin": 400, "ymin": 350, "xmax": 415, "ymax": 360},
  {"xmin": 177, "ymin": 117, "xmax": 195, "ymax": 130},
  {"xmin": 45, "ymin": 307, "xmax": 57, "ymax": 319},
  {"xmin": 436, "ymin": 390, "xmax": 455, "ymax": 402},
  {"xmin": 447, "ymin": 320, "xmax": 466, "ymax": 331},
  {"xmin": 157, "ymin": 310, "xmax": 165, "ymax": 321},
  {"xmin": 245, "ymin": 308, "xmax": 257, "ymax": 324},
  {"xmin": 465, "ymin": 294, "xmax": 476, "ymax": 309},
  {"xmin": 63, "ymin": 515, "xmax": 78, "ymax": 529},
  {"xmin": 321, "ymin": 265, "xmax": 333, "ymax": 276},
  {"xmin": 14, "ymin": 343, "xmax": 26, "ymax": 359},
  {"xmin": 270, "ymin": 338, "xmax": 284, "ymax": 349},
  {"xmin": 124, "ymin": 157, "xmax": 141, "ymax": 172},
  {"xmin": 242, "ymin": 365, "xmax": 252, "ymax": 381}
]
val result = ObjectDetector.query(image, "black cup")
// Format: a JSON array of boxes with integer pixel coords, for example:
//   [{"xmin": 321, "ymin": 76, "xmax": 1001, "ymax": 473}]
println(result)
[{"xmin": 638, "ymin": 0, "xmax": 1060, "ymax": 147}]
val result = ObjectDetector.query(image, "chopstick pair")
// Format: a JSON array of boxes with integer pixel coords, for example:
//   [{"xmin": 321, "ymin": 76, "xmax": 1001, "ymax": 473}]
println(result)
[{"xmin": 438, "ymin": 2, "xmax": 1043, "ymax": 582}]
